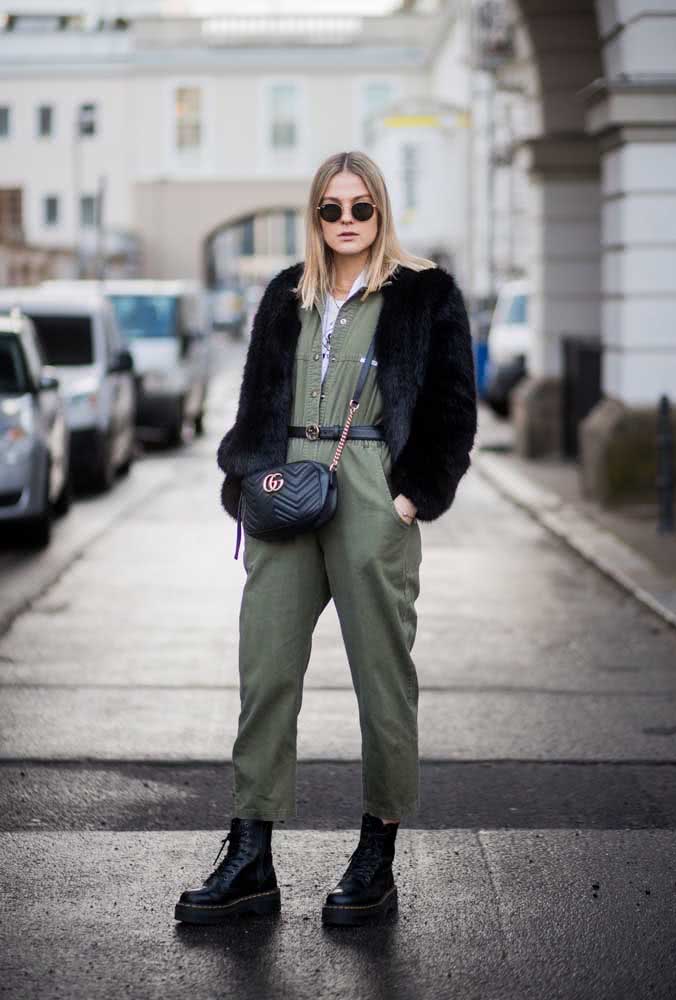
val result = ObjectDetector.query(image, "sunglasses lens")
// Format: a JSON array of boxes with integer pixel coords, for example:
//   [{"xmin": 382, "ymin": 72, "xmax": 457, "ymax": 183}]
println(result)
[
  {"xmin": 318, "ymin": 202, "xmax": 375, "ymax": 223},
  {"xmin": 352, "ymin": 202, "xmax": 375, "ymax": 221},
  {"xmin": 319, "ymin": 204, "xmax": 341, "ymax": 222}
]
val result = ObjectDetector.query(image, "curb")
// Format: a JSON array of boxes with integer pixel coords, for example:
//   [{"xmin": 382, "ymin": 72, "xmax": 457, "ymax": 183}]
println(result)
[{"xmin": 473, "ymin": 450, "xmax": 676, "ymax": 631}]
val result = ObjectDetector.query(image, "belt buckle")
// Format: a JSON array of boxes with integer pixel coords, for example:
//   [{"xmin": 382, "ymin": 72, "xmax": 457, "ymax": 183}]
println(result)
[{"xmin": 305, "ymin": 422, "xmax": 320, "ymax": 440}]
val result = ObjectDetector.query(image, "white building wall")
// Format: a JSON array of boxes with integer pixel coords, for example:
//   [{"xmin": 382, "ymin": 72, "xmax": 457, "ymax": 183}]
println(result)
[{"xmin": 0, "ymin": 75, "xmax": 134, "ymax": 245}]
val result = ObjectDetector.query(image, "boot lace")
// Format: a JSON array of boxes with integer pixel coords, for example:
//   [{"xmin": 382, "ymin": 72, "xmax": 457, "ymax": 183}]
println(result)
[
  {"xmin": 343, "ymin": 833, "xmax": 390, "ymax": 886},
  {"xmin": 205, "ymin": 828, "xmax": 254, "ymax": 884}
]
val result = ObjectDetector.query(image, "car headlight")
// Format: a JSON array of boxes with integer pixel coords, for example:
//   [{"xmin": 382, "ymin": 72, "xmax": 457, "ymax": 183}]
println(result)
[
  {"xmin": 0, "ymin": 397, "xmax": 34, "ymax": 464},
  {"xmin": 70, "ymin": 390, "xmax": 99, "ymax": 409}
]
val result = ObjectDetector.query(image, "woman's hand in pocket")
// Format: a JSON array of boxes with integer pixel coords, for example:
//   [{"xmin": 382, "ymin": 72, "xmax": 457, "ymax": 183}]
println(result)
[{"xmin": 393, "ymin": 494, "xmax": 417, "ymax": 523}]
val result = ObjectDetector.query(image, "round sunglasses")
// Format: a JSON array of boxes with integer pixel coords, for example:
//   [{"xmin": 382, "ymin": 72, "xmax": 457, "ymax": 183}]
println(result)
[{"xmin": 316, "ymin": 201, "xmax": 376, "ymax": 223}]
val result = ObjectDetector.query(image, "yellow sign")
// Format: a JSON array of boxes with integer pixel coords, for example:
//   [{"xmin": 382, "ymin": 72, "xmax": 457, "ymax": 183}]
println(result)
[
  {"xmin": 383, "ymin": 114, "xmax": 441, "ymax": 128},
  {"xmin": 383, "ymin": 111, "xmax": 472, "ymax": 129}
]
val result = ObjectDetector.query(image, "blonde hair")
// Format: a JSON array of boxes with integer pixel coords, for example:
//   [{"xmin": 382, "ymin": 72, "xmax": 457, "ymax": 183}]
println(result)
[{"xmin": 295, "ymin": 150, "xmax": 437, "ymax": 311}]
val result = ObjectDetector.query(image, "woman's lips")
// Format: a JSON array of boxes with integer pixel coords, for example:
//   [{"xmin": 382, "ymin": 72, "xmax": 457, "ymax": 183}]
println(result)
[{"xmin": 339, "ymin": 234, "xmax": 356, "ymax": 239}]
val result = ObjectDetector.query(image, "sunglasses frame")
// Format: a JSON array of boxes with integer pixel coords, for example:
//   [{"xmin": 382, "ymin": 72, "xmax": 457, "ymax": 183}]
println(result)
[{"xmin": 316, "ymin": 200, "xmax": 377, "ymax": 224}]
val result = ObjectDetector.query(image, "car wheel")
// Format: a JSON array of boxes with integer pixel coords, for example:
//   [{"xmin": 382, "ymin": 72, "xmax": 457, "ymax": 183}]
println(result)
[
  {"xmin": 487, "ymin": 395, "xmax": 510, "ymax": 418},
  {"xmin": 53, "ymin": 472, "xmax": 73, "ymax": 517},
  {"xmin": 24, "ymin": 461, "xmax": 53, "ymax": 548},
  {"xmin": 166, "ymin": 398, "xmax": 185, "ymax": 447},
  {"xmin": 91, "ymin": 433, "xmax": 116, "ymax": 493},
  {"xmin": 117, "ymin": 438, "xmax": 135, "ymax": 477}
]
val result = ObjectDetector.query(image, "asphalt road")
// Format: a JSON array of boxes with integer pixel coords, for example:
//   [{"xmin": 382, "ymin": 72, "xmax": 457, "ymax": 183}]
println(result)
[{"xmin": 1, "ymin": 336, "xmax": 675, "ymax": 1000}]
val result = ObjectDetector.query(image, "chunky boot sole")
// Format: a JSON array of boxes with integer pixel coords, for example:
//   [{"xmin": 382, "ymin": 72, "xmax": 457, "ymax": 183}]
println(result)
[
  {"xmin": 174, "ymin": 888, "xmax": 281, "ymax": 924},
  {"xmin": 321, "ymin": 885, "xmax": 398, "ymax": 926}
]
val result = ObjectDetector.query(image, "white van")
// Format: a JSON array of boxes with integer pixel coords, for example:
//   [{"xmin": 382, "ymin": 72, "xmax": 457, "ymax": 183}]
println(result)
[
  {"xmin": 0, "ymin": 285, "xmax": 136, "ymax": 491},
  {"xmin": 484, "ymin": 280, "xmax": 531, "ymax": 417},
  {"xmin": 104, "ymin": 280, "xmax": 211, "ymax": 445},
  {"xmin": 486, "ymin": 280, "xmax": 531, "ymax": 369},
  {"xmin": 42, "ymin": 278, "xmax": 211, "ymax": 445}
]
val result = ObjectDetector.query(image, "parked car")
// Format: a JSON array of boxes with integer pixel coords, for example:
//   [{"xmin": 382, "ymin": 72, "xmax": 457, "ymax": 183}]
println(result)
[
  {"xmin": 107, "ymin": 280, "xmax": 211, "ymax": 444},
  {"xmin": 0, "ymin": 285, "xmax": 136, "ymax": 491},
  {"xmin": 484, "ymin": 280, "xmax": 530, "ymax": 417},
  {"xmin": 0, "ymin": 309, "xmax": 71, "ymax": 547},
  {"xmin": 209, "ymin": 284, "xmax": 246, "ymax": 339}
]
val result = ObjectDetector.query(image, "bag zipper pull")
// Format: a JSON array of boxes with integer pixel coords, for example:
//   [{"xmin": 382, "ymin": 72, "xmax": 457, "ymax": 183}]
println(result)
[{"xmin": 234, "ymin": 492, "xmax": 243, "ymax": 560}]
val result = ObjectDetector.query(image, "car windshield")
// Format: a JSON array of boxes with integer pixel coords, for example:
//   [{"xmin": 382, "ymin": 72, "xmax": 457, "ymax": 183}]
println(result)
[
  {"xmin": 505, "ymin": 293, "xmax": 527, "ymax": 325},
  {"xmin": 0, "ymin": 335, "xmax": 30, "ymax": 393},
  {"xmin": 29, "ymin": 314, "xmax": 94, "ymax": 365},
  {"xmin": 109, "ymin": 295, "xmax": 179, "ymax": 340}
]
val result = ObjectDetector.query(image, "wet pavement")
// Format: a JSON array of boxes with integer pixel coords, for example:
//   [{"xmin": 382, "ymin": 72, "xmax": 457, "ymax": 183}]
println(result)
[{"xmin": 1, "ymin": 338, "xmax": 675, "ymax": 999}]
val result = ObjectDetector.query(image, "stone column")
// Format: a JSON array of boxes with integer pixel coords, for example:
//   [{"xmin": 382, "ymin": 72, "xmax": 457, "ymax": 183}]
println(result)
[
  {"xmin": 512, "ymin": 134, "xmax": 601, "ymax": 457},
  {"xmin": 578, "ymin": 1, "xmax": 676, "ymax": 504}
]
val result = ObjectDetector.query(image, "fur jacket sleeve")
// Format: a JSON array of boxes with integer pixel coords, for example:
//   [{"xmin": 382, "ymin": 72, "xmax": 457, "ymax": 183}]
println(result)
[{"xmin": 216, "ymin": 261, "xmax": 478, "ymax": 523}]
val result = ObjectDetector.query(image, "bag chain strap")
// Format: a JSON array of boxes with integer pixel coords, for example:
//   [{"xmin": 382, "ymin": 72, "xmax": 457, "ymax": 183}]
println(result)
[{"xmin": 329, "ymin": 400, "xmax": 359, "ymax": 472}]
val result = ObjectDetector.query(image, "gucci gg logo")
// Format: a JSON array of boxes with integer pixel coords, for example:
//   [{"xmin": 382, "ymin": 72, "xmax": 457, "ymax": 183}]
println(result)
[{"xmin": 263, "ymin": 472, "xmax": 284, "ymax": 493}]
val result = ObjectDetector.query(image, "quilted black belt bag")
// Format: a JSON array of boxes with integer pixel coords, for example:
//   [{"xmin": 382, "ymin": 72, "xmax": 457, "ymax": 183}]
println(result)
[{"xmin": 232, "ymin": 334, "xmax": 380, "ymax": 559}]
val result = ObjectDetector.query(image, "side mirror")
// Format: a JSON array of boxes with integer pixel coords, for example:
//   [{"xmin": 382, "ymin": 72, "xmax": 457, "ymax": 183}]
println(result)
[
  {"xmin": 38, "ymin": 373, "xmax": 60, "ymax": 392},
  {"xmin": 109, "ymin": 348, "xmax": 134, "ymax": 374}
]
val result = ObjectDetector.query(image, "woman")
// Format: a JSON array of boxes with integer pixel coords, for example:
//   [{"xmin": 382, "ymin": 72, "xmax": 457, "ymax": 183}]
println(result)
[{"xmin": 175, "ymin": 151, "xmax": 477, "ymax": 927}]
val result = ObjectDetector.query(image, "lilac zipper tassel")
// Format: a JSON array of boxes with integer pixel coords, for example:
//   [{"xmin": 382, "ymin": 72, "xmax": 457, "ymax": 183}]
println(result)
[{"xmin": 234, "ymin": 492, "xmax": 243, "ymax": 560}]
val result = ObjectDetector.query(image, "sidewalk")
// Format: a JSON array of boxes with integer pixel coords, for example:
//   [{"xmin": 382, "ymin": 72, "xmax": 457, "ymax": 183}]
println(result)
[
  {"xmin": 473, "ymin": 402, "xmax": 676, "ymax": 629},
  {"xmin": 2, "ymin": 358, "xmax": 676, "ymax": 999}
]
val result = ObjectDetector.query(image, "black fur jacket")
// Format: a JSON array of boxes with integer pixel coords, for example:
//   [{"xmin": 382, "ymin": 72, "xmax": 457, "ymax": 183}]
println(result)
[{"xmin": 216, "ymin": 260, "xmax": 477, "ymax": 523}]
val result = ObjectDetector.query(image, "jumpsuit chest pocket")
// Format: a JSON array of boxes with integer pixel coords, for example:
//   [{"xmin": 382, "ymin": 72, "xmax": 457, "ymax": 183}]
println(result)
[{"xmin": 367, "ymin": 445, "xmax": 413, "ymax": 528}]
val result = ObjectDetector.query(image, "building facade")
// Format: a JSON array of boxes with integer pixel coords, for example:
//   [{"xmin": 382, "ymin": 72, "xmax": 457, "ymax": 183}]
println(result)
[{"xmin": 0, "ymin": 5, "xmax": 471, "ymax": 285}]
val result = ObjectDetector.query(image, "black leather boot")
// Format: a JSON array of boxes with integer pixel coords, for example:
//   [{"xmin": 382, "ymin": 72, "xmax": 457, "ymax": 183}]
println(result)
[
  {"xmin": 322, "ymin": 813, "xmax": 399, "ymax": 926},
  {"xmin": 174, "ymin": 817, "xmax": 281, "ymax": 924}
]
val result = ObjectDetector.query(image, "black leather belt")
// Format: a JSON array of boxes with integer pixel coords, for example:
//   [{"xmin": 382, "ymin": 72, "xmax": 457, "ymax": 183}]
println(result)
[{"xmin": 288, "ymin": 423, "xmax": 385, "ymax": 441}]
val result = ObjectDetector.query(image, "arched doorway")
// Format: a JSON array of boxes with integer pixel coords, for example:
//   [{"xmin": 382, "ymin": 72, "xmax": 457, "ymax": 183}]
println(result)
[
  {"xmin": 507, "ymin": 0, "xmax": 676, "ymax": 504},
  {"xmin": 203, "ymin": 205, "xmax": 303, "ymax": 336},
  {"xmin": 202, "ymin": 205, "xmax": 303, "ymax": 335}
]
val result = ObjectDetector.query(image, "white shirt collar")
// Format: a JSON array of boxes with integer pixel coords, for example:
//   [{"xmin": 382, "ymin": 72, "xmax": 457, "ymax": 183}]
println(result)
[
  {"xmin": 319, "ymin": 266, "xmax": 368, "ymax": 321},
  {"xmin": 345, "ymin": 266, "xmax": 368, "ymax": 299}
]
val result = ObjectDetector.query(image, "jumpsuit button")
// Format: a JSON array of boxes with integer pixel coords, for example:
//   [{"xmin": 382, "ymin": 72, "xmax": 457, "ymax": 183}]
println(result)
[
  {"xmin": 313, "ymin": 353, "xmax": 320, "ymax": 361},
  {"xmin": 339, "ymin": 318, "xmax": 347, "ymax": 325},
  {"xmin": 310, "ymin": 390, "xmax": 318, "ymax": 397}
]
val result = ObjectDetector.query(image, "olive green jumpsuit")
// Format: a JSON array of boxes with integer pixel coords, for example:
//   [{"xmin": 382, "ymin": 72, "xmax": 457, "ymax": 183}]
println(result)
[{"xmin": 232, "ymin": 281, "xmax": 423, "ymax": 820}]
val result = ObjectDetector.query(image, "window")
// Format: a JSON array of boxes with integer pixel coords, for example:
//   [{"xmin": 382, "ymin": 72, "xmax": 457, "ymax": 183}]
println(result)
[
  {"xmin": 78, "ymin": 103, "xmax": 97, "ymax": 137},
  {"xmin": 284, "ymin": 210, "xmax": 296, "ymax": 256},
  {"xmin": 0, "ymin": 336, "xmax": 30, "ymax": 394},
  {"xmin": 0, "ymin": 107, "xmax": 10, "ymax": 138},
  {"xmin": 506, "ymin": 293, "xmax": 528, "ymax": 325},
  {"xmin": 362, "ymin": 81, "xmax": 393, "ymax": 146},
  {"xmin": 109, "ymin": 295, "xmax": 179, "ymax": 340},
  {"xmin": 37, "ymin": 105, "xmax": 53, "ymax": 137},
  {"xmin": 43, "ymin": 195, "xmax": 59, "ymax": 226},
  {"xmin": 241, "ymin": 218, "xmax": 254, "ymax": 256},
  {"xmin": 175, "ymin": 87, "xmax": 201, "ymax": 150},
  {"xmin": 80, "ymin": 195, "xmax": 97, "ymax": 227},
  {"xmin": 0, "ymin": 189, "xmax": 22, "ymax": 239},
  {"xmin": 269, "ymin": 83, "xmax": 297, "ymax": 149},
  {"xmin": 402, "ymin": 143, "xmax": 419, "ymax": 211},
  {"xmin": 28, "ymin": 315, "xmax": 94, "ymax": 366}
]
